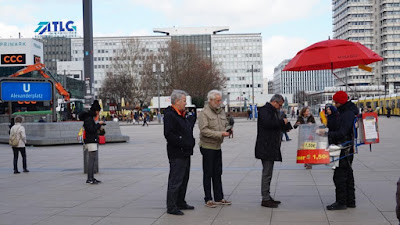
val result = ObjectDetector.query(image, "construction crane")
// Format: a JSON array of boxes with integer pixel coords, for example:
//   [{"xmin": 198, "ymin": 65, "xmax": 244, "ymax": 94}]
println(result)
[
  {"xmin": 9, "ymin": 63, "xmax": 71, "ymax": 101},
  {"xmin": 9, "ymin": 63, "xmax": 85, "ymax": 120}
]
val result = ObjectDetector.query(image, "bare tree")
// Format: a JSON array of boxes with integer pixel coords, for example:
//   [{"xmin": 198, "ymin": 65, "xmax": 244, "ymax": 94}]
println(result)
[
  {"xmin": 294, "ymin": 90, "xmax": 308, "ymax": 105},
  {"xmin": 163, "ymin": 41, "xmax": 226, "ymax": 107},
  {"xmin": 100, "ymin": 39, "xmax": 225, "ymax": 108}
]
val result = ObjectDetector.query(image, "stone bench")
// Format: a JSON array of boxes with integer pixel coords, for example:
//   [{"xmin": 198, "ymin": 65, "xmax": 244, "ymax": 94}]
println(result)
[{"xmin": 0, "ymin": 121, "xmax": 129, "ymax": 146}]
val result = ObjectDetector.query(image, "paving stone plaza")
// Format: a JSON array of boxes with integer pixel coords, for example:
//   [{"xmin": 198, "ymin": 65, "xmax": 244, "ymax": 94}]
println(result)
[{"xmin": 0, "ymin": 116, "xmax": 399, "ymax": 225}]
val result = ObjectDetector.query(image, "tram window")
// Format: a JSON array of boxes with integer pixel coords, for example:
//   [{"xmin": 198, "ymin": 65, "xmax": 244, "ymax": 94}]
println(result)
[
  {"xmin": 374, "ymin": 101, "xmax": 378, "ymax": 108},
  {"xmin": 366, "ymin": 102, "xmax": 371, "ymax": 107},
  {"xmin": 397, "ymin": 99, "xmax": 400, "ymax": 108},
  {"xmin": 386, "ymin": 100, "xmax": 389, "ymax": 106},
  {"xmin": 391, "ymin": 100, "xmax": 395, "ymax": 108}
]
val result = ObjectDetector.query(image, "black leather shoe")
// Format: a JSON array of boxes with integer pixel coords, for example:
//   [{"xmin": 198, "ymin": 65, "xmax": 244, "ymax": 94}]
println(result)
[
  {"xmin": 167, "ymin": 210, "xmax": 184, "ymax": 215},
  {"xmin": 270, "ymin": 197, "xmax": 281, "ymax": 204},
  {"xmin": 178, "ymin": 204, "xmax": 195, "ymax": 210},
  {"xmin": 93, "ymin": 179, "xmax": 101, "ymax": 183},
  {"xmin": 261, "ymin": 200, "xmax": 278, "ymax": 208},
  {"xmin": 347, "ymin": 203, "xmax": 356, "ymax": 208},
  {"xmin": 14, "ymin": 171, "xmax": 20, "ymax": 174},
  {"xmin": 23, "ymin": 169, "xmax": 29, "ymax": 173},
  {"xmin": 326, "ymin": 202, "xmax": 347, "ymax": 210}
]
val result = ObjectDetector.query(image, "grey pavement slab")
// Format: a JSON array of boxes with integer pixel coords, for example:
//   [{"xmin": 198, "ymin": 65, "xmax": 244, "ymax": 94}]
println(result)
[{"xmin": 0, "ymin": 117, "xmax": 399, "ymax": 225}]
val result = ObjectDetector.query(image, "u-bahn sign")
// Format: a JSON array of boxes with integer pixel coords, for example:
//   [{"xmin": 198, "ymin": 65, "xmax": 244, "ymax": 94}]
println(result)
[{"xmin": 0, "ymin": 81, "xmax": 52, "ymax": 101}]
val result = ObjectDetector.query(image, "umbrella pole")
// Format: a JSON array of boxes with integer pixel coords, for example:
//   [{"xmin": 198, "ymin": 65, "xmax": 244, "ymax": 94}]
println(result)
[{"xmin": 330, "ymin": 65, "xmax": 355, "ymax": 93}]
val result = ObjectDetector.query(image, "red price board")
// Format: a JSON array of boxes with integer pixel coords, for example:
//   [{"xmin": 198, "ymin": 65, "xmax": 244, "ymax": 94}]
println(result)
[{"xmin": 296, "ymin": 149, "xmax": 330, "ymax": 164}]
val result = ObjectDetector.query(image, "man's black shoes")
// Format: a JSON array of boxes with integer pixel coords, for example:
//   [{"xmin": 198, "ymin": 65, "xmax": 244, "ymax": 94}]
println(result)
[
  {"xmin": 326, "ymin": 202, "xmax": 347, "ymax": 210},
  {"xmin": 270, "ymin": 197, "xmax": 281, "ymax": 204},
  {"xmin": 261, "ymin": 200, "xmax": 278, "ymax": 208},
  {"xmin": 167, "ymin": 210, "xmax": 184, "ymax": 215},
  {"xmin": 178, "ymin": 204, "xmax": 195, "ymax": 210}
]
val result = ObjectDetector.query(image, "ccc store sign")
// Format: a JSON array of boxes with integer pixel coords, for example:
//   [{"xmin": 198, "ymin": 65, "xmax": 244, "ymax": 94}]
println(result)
[{"xmin": 1, "ymin": 54, "xmax": 26, "ymax": 65}]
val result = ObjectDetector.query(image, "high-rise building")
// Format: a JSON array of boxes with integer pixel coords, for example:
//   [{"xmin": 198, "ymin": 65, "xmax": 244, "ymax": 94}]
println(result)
[
  {"xmin": 332, "ymin": 0, "xmax": 400, "ymax": 93},
  {"xmin": 67, "ymin": 27, "xmax": 263, "ymax": 102},
  {"xmin": 273, "ymin": 59, "xmax": 334, "ymax": 95},
  {"xmin": 155, "ymin": 27, "xmax": 263, "ymax": 106},
  {"xmin": 41, "ymin": 37, "xmax": 72, "ymax": 75}
]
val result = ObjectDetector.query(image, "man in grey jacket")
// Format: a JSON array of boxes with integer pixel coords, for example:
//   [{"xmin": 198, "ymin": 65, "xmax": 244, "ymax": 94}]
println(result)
[{"xmin": 198, "ymin": 90, "xmax": 232, "ymax": 208}]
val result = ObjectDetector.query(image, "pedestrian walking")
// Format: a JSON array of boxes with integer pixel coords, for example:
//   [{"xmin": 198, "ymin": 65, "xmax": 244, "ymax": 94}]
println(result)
[
  {"xmin": 198, "ymin": 90, "xmax": 232, "ymax": 208},
  {"xmin": 294, "ymin": 106, "xmax": 316, "ymax": 169},
  {"xmin": 143, "ymin": 113, "xmax": 149, "ymax": 126},
  {"xmin": 9, "ymin": 116, "xmax": 29, "ymax": 174},
  {"xmin": 317, "ymin": 91, "xmax": 359, "ymax": 210},
  {"xmin": 164, "ymin": 90, "xmax": 196, "ymax": 216},
  {"xmin": 280, "ymin": 109, "xmax": 291, "ymax": 141},
  {"xmin": 80, "ymin": 100, "xmax": 105, "ymax": 184},
  {"xmin": 255, "ymin": 94, "xmax": 288, "ymax": 208},
  {"xmin": 226, "ymin": 113, "xmax": 235, "ymax": 138},
  {"xmin": 386, "ymin": 106, "xmax": 392, "ymax": 118}
]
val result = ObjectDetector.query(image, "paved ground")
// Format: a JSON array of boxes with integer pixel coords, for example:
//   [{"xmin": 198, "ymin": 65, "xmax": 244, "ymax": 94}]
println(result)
[{"xmin": 0, "ymin": 116, "xmax": 399, "ymax": 225}]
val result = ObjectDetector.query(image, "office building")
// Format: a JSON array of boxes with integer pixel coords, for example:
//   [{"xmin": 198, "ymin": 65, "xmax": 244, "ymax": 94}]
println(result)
[
  {"xmin": 333, "ymin": 0, "xmax": 400, "ymax": 93},
  {"xmin": 273, "ymin": 59, "xmax": 334, "ymax": 95}
]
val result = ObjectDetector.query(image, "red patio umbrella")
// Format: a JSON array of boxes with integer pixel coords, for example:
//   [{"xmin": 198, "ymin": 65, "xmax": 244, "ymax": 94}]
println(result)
[{"xmin": 283, "ymin": 39, "xmax": 383, "ymax": 71}]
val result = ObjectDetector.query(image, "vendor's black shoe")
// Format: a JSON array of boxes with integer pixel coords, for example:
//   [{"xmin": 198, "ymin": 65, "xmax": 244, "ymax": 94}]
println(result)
[
  {"xmin": 167, "ymin": 210, "xmax": 184, "ymax": 215},
  {"xmin": 347, "ymin": 203, "xmax": 356, "ymax": 208},
  {"xmin": 23, "ymin": 169, "xmax": 29, "ymax": 173},
  {"xmin": 14, "ymin": 170, "xmax": 20, "ymax": 174},
  {"xmin": 93, "ymin": 179, "xmax": 101, "ymax": 183},
  {"xmin": 326, "ymin": 202, "xmax": 347, "ymax": 210},
  {"xmin": 178, "ymin": 204, "xmax": 195, "ymax": 210},
  {"xmin": 86, "ymin": 180, "xmax": 98, "ymax": 184}
]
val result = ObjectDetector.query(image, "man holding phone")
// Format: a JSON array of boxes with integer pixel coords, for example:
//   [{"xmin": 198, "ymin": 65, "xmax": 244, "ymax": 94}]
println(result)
[{"xmin": 198, "ymin": 90, "xmax": 232, "ymax": 208}]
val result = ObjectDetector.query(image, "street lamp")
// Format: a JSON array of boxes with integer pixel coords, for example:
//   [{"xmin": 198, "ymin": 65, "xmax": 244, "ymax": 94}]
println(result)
[
  {"xmin": 251, "ymin": 65, "xmax": 255, "ymax": 121},
  {"xmin": 153, "ymin": 63, "xmax": 164, "ymax": 123}
]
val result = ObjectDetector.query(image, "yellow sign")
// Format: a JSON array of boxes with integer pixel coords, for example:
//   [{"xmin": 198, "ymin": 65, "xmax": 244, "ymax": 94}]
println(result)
[{"xmin": 303, "ymin": 142, "xmax": 317, "ymax": 149}]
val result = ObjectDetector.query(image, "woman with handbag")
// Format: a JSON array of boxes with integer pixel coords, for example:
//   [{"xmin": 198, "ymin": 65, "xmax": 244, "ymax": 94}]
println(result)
[{"xmin": 9, "ymin": 116, "xmax": 29, "ymax": 174}]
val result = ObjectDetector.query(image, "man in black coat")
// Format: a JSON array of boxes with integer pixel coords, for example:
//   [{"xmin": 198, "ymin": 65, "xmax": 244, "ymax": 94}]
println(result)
[
  {"xmin": 164, "ymin": 90, "xmax": 196, "ymax": 216},
  {"xmin": 255, "ymin": 94, "xmax": 288, "ymax": 208},
  {"xmin": 319, "ymin": 91, "xmax": 359, "ymax": 210}
]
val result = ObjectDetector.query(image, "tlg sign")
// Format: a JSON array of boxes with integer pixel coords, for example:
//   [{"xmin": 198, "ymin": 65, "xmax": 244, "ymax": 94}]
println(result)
[
  {"xmin": 0, "ymin": 81, "xmax": 52, "ymax": 101},
  {"xmin": 34, "ymin": 21, "xmax": 77, "ymax": 38}
]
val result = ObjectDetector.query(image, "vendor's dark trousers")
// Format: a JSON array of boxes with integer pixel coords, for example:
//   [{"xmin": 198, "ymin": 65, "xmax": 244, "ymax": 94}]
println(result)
[
  {"xmin": 167, "ymin": 157, "xmax": 190, "ymax": 212},
  {"xmin": 261, "ymin": 160, "xmax": 274, "ymax": 201},
  {"xmin": 87, "ymin": 151, "xmax": 97, "ymax": 181},
  {"xmin": 200, "ymin": 147, "xmax": 224, "ymax": 202},
  {"xmin": 12, "ymin": 147, "xmax": 27, "ymax": 171},
  {"xmin": 333, "ymin": 155, "xmax": 355, "ymax": 205}
]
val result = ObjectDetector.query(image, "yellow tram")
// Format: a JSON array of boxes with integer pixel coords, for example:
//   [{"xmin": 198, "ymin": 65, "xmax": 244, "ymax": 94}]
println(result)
[{"xmin": 356, "ymin": 93, "xmax": 400, "ymax": 116}]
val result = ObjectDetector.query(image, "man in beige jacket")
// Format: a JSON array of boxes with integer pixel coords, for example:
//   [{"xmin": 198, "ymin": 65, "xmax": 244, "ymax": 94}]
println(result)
[{"xmin": 198, "ymin": 90, "xmax": 232, "ymax": 208}]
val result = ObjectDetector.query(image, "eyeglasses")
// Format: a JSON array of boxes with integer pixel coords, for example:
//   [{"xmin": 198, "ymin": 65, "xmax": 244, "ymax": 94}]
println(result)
[{"xmin": 275, "ymin": 101, "xmax": 283, "ymax": 107}]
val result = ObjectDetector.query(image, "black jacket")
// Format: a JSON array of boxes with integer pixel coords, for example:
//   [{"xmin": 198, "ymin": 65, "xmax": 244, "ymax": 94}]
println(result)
[
  {"xmin": 255, "ymin": 103, "xmax": 286, "ymax": 161},
  {"xmin": 328, "ymin": 101, "xmax": 359, "ymax": 146},
  {"xmin": 80, "ymin": 110, "xmax": 101, "ymax": 144},
  {"xmin": 164, "ymin": 106, "xmax": 196, "ymax": 159},
  {"xmin": 293, "ymin": 115, "xmax": 316, "ymax": 129}
]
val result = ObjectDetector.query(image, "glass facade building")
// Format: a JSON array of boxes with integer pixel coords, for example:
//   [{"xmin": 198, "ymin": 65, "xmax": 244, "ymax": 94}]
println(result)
[{"xmin": 273, "ymin": 59, "xmax": 334, "ymax": 94}]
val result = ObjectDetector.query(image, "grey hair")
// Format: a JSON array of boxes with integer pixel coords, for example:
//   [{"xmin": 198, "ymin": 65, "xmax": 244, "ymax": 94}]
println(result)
[
  {"xmin": 171, "ymin": 90, "xmax": 188, "ymax": 104},
  {"xmin": 207, "ymin": 90, "xmax": 222, "ymax": 101},
  {"xmin": 270, "ymin": 94, "xmax": 284, "ymax": 103},
  {"xmin": 15, "ymin": 116, "xmax": 23, "ymax": 123}
]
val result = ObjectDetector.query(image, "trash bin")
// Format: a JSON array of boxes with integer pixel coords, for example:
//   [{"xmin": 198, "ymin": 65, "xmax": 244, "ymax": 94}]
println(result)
[{"xmin": 83, "ymin": 145, "xmax": 98, "ymax": 174}]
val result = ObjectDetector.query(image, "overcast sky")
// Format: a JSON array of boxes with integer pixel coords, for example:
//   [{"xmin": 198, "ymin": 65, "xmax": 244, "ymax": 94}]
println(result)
[{"xmin": 0, "ymin": 0, "xmax": 332, "ymax": 80}]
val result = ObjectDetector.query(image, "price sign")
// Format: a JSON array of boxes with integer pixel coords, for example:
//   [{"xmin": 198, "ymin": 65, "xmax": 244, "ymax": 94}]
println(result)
[{"xmin": 303, "ymin": 142, "xmax": 317, "ymax": 150}]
